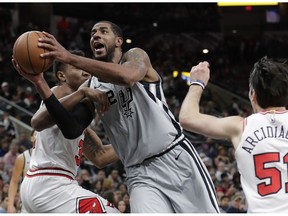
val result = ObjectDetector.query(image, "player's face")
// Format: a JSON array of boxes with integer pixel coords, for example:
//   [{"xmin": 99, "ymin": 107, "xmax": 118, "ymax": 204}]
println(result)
[
  {"xmin": 90, "ymin": 22, "xmax": 117, "ymax": 62},
  {"xmin": 65, "ymin": 65, "xmax": 91, "ymax": 91}
]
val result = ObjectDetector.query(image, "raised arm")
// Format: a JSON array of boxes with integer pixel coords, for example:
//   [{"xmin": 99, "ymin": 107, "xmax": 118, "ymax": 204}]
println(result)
[
  {"xmin": 179, "ymin": 62, "xmax": 243, "ymax": 148},
  {"xmin": 83, "ymin": 127, "xmax": 119, "ymax": 169}
]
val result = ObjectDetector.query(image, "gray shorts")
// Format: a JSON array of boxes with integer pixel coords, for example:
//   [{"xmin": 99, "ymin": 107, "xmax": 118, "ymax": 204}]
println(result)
[{"xmin": 125, "ymin": 137, "xmax": 220, "ymax": 213}]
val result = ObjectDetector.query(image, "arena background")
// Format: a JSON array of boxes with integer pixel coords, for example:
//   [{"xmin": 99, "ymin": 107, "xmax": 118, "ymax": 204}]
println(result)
[{"xmin": 0, "ymin": 2, "xmax": 287, "ymax": 213}]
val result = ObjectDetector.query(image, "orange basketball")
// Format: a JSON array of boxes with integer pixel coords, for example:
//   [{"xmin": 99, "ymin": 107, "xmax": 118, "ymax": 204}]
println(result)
[{"xmin": 13, "ymin": 31, "xmax": 53, "ymax": 74}]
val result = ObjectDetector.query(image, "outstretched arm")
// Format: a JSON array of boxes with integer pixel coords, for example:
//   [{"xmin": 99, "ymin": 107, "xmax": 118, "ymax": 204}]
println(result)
[
  {"xmin": 83, "ymin": 127, "xmax": 118, "ymax": 169},
  {"xmin": 179, "ymin": 62, "xmax": 243, "ymax": 147},
  {"xmin": 38, "ymin": 32, "xmax": 159, "ymax": 86}
]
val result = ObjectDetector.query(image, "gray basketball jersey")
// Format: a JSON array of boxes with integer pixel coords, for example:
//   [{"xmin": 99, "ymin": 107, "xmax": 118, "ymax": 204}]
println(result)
[{"xmin": 89, "ymin": 76, "xmax": 182, "ymax": 167}]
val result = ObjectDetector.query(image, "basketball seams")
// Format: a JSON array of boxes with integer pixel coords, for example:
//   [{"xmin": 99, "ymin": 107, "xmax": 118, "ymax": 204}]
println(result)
[
  {"xmin": 26, "ymin": 31, "xmax": 36, "ymax": 74},
  {"xmin": 35, "ymin": 31, "xmax": 47, "ymax": 73}
]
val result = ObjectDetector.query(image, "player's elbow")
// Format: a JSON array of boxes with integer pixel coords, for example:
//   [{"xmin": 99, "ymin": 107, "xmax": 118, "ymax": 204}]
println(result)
[
  {"xmin": 179, "ymin": 118, "xmax": 189, "ymax": 130},
  {"xmin": 90, "ymin": 158, "xmax": 106, "ymax": 169},
  {"xmin": 179, "ymin": 114, "xmax": 191, "ymax": 130},
  {"xmin": 118, "ymin": 75, "xmax": 137, "ymax": 87},
  {"xmin": 31, "ymin": 117, "xmax": 45, "ymax": 131}
]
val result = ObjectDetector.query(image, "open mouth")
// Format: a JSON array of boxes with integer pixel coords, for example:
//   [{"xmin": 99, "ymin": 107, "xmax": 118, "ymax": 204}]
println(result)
[{"xmin": 94, "ymin": 42, "xmax": 105, "ymax": 53}]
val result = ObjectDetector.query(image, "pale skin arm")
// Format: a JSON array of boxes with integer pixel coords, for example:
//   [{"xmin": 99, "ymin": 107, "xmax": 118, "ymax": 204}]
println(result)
[
  {"xmin": 7, "ymin": 154, "xmax": 24, "ymax": 213},
  {"xmin": 38, "ymin": 32, "xmax": 159, "ymax": 86},
  {"xmin": 179, "ymin": 62, "xmax": 244, "ymax": 149},
  {"xmin": 83, "ymin": 127, "xmax": 118, "ymax": 169}
]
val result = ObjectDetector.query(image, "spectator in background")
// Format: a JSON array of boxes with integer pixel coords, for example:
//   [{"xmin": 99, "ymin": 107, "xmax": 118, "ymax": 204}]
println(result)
[
  {"xmin": 92, "ymin": 179, "xmax": 103, "ymax": 195},
  {"xmin": 122, "ymin": 192, "xmax": 130, "ymax": 213},
  {"xmin": 0, "ymin": 140, "xmax": 9, "ymax": 157},
  {"xmin": 78, "ymin": 169, "xmax": 93, "ymax": 191},
  {"xmin": 95, "ymin": 169, "xmax": 106, "ymax": 182},
  {"xmin": 108, "ymin": 169, "xmax": 123, "ymax": 189},
  {"xmin": 117, "ymin": 200, "xmax": 128, "ymax": 213},
  {"xmin": 0, "ymin": 195, "xmax": 8, "ymax": 213},
  {"xmin": 0, "ymin": 159, "xmax": 9, "ymax": 184},
  {"xmin": 215, "ymin": 161, "xmax": 232, "ymax": 182},
  {"xmin": 219, "ymin": 195, "xmax": 230, "ymax": 213},
  {"xmin": 3, "ymin": 139, "xmax": 19, "ymax": 171},
  {"xmin": 18, "ymin": 131, "xmax": 33, "ymax": 152},
  {"xmin": 214, "ymin": 146, "xmax": 230, "ymax": 166},
  {"xmin": 116, "ymin": 183, "xmax": 128, "ymax": 194},
  {"xmin": 0, "ymin": 82, "xmax": 13, "ymax": 100},
  {"xmin": 113, "ymin": 190, "xmax": 123, "ymax": 207},
  {"xmin": 226, "ymin": 195, "xmax": 246, "ymax": 213}
]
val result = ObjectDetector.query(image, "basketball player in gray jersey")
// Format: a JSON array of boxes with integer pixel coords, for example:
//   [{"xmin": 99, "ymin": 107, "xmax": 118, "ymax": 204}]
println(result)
[{"xmin": 38, "ymin": 20, "xmax": 220, "ymax": 213}]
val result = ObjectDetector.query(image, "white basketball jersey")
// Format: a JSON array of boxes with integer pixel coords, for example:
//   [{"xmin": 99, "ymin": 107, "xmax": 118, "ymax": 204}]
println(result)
[
  {"xmin": 235, "ymin": 110, "xmax": 288, "ymax": 213},
  {"xmin": 23, "ymin": 149, "xmax": 31, "ymax": 178},
  {"xmin": 89, "ymin": 77, "xmax": 182, "ymax": 167},
  {"xmin": 30, "ymin": 124, "xmax": 84, "ymax": 177}
]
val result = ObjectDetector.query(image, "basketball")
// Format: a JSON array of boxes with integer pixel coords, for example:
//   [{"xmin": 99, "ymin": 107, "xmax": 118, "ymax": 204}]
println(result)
[{"xmin": 13, "ymin": 31, "xmax": 53, "ymax": 75}]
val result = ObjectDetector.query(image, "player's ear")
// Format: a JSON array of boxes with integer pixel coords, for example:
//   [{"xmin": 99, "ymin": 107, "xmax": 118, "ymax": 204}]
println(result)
[
  {"xmin": 57, "ymin": 71, "xmax": 66, "ymax": 82},
  {"xmin": 249, "ymin": 89, "xmax": 256, "ymax": 102},
  {"xmin": 115, "ymin": 37, "xmax": 123, "ymax": 47}
]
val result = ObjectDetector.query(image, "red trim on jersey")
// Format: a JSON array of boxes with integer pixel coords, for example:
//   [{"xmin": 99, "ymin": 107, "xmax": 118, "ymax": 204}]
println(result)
[
  {"xmin": 260, "ymin": 110, "xmax": 288, "ymax": 115},
  {"xmin": 26, "ymin": 172, "xmax": 73, "ymax": 180},
  {"xmin": 243, "ymin": 117, "xmax": 247, "ymax": 131},
  {"xmin": 29, "ymin": 167, "xmax": 75, "ymax": 176},
  {"xmin": 27, "ymin": 167, "xmax": 75, "ymax": 180}
]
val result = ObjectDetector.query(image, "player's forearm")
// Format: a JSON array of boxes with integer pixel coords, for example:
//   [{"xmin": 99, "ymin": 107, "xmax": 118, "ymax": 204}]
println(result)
[
  {"xmin": 33, "ymin": 78, "xmax": 53, "ymax": 100},
  {"xmin": 32, "ymin": 88, "xmax": 87, "ymax": 131},
  {"xmin": 7, "ymin": 183, "xmax": 17, "ymax": 210},
  {"xmin": 179, "ymin": 86, "xmax": 202, "ymax": 129},
  {"xmin": 85, "ymin": 144, "xmax": 118, "ymax": 169},
  {"xmin": 83, "ymin": 128, "xmax": 118, "ymax": 168},
  {"xmin": 68, "ymin": 54, "xmax": 137, "ymax": 86}
]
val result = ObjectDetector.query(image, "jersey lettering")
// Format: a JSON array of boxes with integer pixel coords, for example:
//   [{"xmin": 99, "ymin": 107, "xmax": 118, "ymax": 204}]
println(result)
[
  {"xmin": 119, "ymin": 88, "xmax": 134, "ymax": 118},
  {"xmin": 107, "ymin": 90, "xmax": 117, "ymax": 105},
  {"xmin": 106, "ymin": 88, "xmax": 134, "ymax": 118},
  {"xmin": 77, "ymin": 197, "xmax": 106, "ymax": 213}
]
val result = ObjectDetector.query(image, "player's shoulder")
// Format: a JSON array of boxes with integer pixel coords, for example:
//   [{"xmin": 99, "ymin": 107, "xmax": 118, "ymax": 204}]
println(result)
[{"xmin": 125, "ymin": 47, "xmax": 149, "ymax": 59}]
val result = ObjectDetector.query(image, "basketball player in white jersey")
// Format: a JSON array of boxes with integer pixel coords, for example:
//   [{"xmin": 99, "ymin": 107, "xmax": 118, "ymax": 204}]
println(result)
[
  {"xmin": 37, "ymin": 21, "xmax": 220, "ymax": 213},
  {"xmin": 12, "ymin": 50, "xmax": 119, "ymax": 213},
  {"xmin": 179, "ymin": 57, "xmax": 288, "ymax": 213},
  {"xmin": 7, "ymin": 130, "xmax": 36, "ymax": 213}
]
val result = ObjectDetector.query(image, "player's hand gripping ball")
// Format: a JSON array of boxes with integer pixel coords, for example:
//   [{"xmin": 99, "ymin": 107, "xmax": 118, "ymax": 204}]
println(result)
[{"xmin": 13, "ymin": 31, "xmax": 53, "ymax": 74}]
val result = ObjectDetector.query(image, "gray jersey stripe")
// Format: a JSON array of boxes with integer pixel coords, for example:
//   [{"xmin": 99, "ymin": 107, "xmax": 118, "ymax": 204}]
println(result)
[
  {"xmin": 183, "ymin": 139, "xmax": 218, "ymax": 198},
  {"xmin": 180, "ymin": 140, "xmax": 220, "ymax": 213},
  {"xmin": 143, "ymin": 82, "xmax": 182, "ymax": 136}
]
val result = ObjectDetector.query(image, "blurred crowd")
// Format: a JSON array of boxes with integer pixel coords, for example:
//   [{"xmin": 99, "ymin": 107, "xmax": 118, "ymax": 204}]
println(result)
[{"xmin": 0, "ymin": 4, "xmax": 287, "ymax": 213}]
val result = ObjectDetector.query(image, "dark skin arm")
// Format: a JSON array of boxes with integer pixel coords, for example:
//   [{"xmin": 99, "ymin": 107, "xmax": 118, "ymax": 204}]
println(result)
[
  {"xmin": 12, "ymin": 59, "xmax": 109, "ymax": 132},
  {"xmin": 83, "ymin": 127, "xmax": 118, "ymax": 169},
  {"xmin": 38, "ymin": 32, "xmax": 159, "ymax": 86}
]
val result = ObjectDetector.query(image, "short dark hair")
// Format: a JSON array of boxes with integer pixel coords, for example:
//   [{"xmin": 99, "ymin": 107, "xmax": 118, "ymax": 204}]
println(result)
[
  {"xmin": 95, "ymin": 20, "xmax": 123, "ymax": 38},
  {"xmin": 53, "ymin": 50, "xmax": 85, "ymax": 81},
  {"xmin": 249, "ymin": 56, "xmax": 288, "ymax": 108}
]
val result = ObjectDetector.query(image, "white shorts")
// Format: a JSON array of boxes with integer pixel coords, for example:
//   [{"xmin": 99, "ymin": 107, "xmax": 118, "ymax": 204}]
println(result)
[{"xmin": 20, "ymin": 168, "xmax": 119, "ymax": 213}]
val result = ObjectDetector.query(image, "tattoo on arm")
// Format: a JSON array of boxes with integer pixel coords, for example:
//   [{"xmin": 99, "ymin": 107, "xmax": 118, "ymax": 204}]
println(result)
[{"xmin": 83, "ymin": 133, "xmax": 98, "ymax": 157}]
